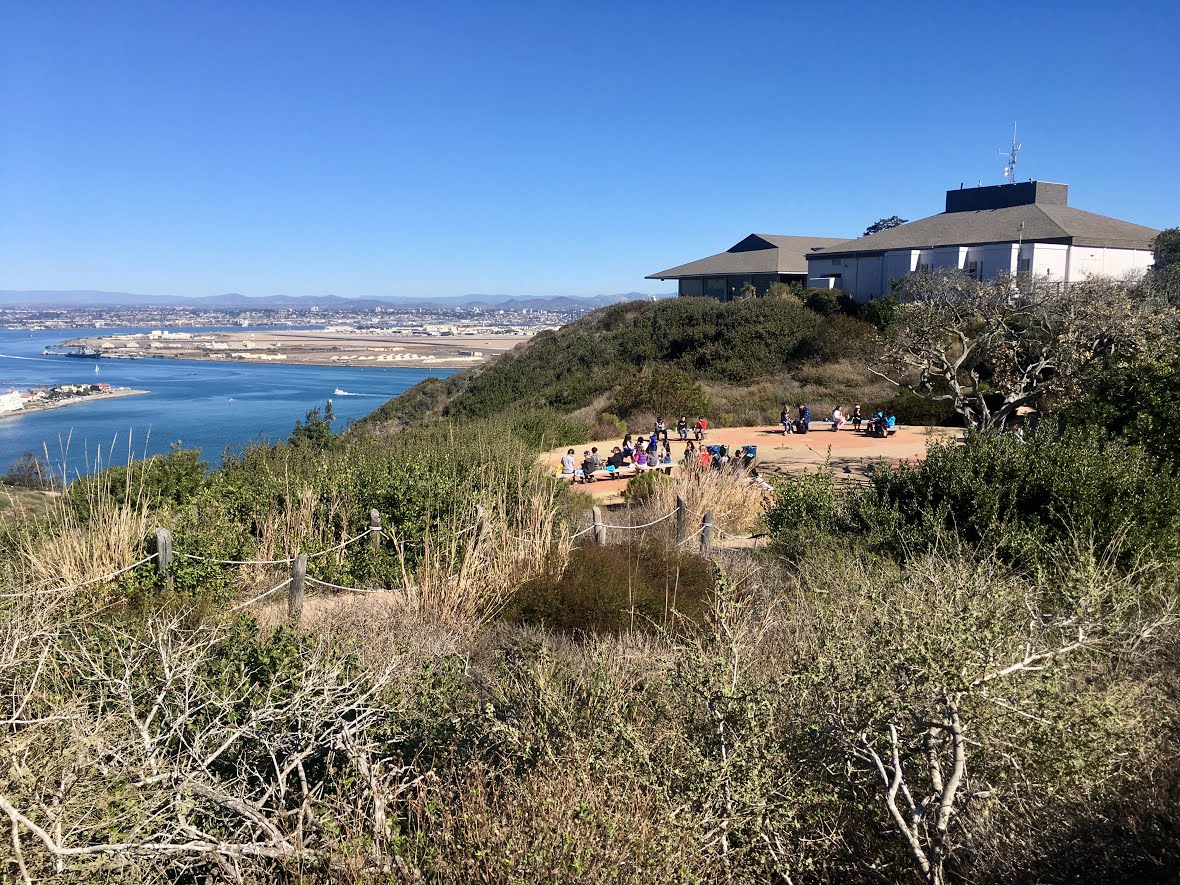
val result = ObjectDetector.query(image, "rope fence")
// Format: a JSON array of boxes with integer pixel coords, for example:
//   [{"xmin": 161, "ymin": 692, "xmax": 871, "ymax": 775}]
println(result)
[{"xmin": 2, "ymin": 496, "xmax": 768, "ymax": 616}]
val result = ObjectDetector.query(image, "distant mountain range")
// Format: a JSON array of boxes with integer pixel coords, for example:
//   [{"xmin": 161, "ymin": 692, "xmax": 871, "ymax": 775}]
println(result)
[{"xmin": 0, "ymin": 290, "xmax": 675, "ymax": 311}]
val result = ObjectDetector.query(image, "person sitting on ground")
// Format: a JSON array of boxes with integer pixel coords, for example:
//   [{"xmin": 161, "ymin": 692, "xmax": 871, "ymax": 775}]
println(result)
[
  {"xmin": 851, "ymin": 404, "xmax": 862, "ymax": 430},
  {"xmin": 749, "ymin": 468, "xmax": 773, "ymax": 491},
  {"xmin": 793, "ymin": 403, "xmax": 811, "ymax": 434},
  {"xmin": 831, "ymin": 405, "xmax": 845, "ymax": 431},
  {"xmin": 885, "ymin": 411, "xmax": 897, "ymax": 434},
  {"xmin": 694, "ymin": 416, "xmax": 707, "ymax": 440},
  {"xmin": 677, "ymin": 415, "xmax": 689, "ymax": 440},
  {"xmin": 560, "ymin": 448, "xmax": 576, "ymax": 478}
]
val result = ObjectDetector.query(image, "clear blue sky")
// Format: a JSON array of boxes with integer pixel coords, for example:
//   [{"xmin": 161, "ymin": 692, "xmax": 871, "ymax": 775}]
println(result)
[{"xmin": 2, "ymin": 1, "xmax": 1177, "ymax": 299}]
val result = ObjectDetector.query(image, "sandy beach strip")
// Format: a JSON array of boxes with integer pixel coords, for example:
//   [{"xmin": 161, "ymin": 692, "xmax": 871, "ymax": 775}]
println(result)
[{"xmin": 0, "ymin": 388, "xmax": 150, "ymax": 419}]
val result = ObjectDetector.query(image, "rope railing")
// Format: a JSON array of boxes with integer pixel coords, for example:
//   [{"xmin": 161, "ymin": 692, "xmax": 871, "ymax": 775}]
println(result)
[
  {"xmin": 1, "ymin": 499, "xmax": 767, "ymax": 617},
  {"xmin": 0, "ymin": 554, "xmax": 156, "ymax": 600},
  {"xmin": 177, "ymin": 527, "xmax": 374, "ymax": 567},
  {"xmin": 304, "ymin": 576, "xmax": 400, "ymax": 596},
  {"xmin": 228, "ymin": 578, "xmax": 293, "ymax": 613}
]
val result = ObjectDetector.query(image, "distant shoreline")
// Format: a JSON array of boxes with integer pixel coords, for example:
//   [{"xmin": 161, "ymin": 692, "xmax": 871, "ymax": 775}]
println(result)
[
  {"xmin": 57, "ymin": 328, "xmax": 527, "ymax": 369},
  {"xmin": 0, "ymin": 388, "xmax": 149, "ymax": 420}
]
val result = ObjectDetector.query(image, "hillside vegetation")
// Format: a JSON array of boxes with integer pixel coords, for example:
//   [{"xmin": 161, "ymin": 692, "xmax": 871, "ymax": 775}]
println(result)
[
  {"xmin": 5, "ymin": 269, "xmax": 1180, "ymax": 883},
  {"xmin": 361, "ymin": 296, "xmax": 934, "ymax": 439}
]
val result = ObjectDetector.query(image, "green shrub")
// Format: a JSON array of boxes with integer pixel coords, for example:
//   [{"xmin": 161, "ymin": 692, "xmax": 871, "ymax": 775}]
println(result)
[
  {"xmin": 766, "ymin": 428, "xmax": 1180, "ymax": 571},
  {"xmin": 622, "ymin": 468, "xmax": 670, "ymax": 504},
  {"xmin": 611, "ymin": 365, "xmax": 710, "ymax": 423},
  {"xmin": 870, "ymin": 388, "xmax": 960, "ymax": 426}
]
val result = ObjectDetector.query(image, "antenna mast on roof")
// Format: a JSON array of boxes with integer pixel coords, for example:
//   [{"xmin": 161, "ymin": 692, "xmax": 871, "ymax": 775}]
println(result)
[{"xmin": 1000, "ymin": 123, "xmax": 1021, "ymax": 184}]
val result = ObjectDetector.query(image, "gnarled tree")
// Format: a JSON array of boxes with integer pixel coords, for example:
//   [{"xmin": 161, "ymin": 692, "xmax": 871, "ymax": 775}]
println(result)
[{"xmin": 879, "ymin": 270, "xmax": 1167, "ymax": 431}]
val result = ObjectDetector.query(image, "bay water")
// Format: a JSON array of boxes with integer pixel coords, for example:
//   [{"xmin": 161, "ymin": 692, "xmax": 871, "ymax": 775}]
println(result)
[{"xmin": 0, "ymin": 327, "xmax": 455, "ymax": 476}]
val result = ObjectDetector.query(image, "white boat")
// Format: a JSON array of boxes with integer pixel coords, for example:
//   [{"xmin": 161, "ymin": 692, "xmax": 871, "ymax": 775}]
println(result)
[{"xmin": 333, "ymin": 388, "xmax": 347, "ymax": 396}]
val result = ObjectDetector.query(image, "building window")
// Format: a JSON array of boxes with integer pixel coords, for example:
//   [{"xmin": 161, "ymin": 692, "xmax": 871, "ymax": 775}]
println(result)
[
  {"xmin": 917, "ymin": 262, "xmax": 931, "ymax": 273},
  {"xmin": 965, "ymin": 260, "xmax": 981, "ymax": 280},
  {"xmin": 1018, "ymin": 258, "xmax": 1032, "ymax": 273}
]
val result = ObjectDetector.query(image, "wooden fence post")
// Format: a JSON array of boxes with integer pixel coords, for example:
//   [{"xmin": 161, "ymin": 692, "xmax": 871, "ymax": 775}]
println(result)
[
  {"xmin": 155, "ymin": 528, "xmax": 172, "ymax": 573},
  {"xmin": 288, "ymin": 553, "xmax": 307, "ymax": 624},
  {"xmin": 369, "ymin": 509, "xmax": 382, "ymax": 553},
  {"xmin": 699, "ymin": 510, "xmax": 714, "ymax": 558},
  {"xmin": 675, "ymin": 494, "xmax": 687, "ymax": 545},
  {"xmin": 155, "ymin": 528, "xmax": 173, "ymax": 591},
  {"xmin": 592, "ymin": 506, "xmax": 606, "ymax": 546}
]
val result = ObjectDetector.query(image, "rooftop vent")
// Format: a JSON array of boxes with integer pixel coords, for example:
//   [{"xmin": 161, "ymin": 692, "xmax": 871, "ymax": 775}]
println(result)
[{"xmin": 945, "ymin": 181, "xmax": 1068, "ymax": 213}]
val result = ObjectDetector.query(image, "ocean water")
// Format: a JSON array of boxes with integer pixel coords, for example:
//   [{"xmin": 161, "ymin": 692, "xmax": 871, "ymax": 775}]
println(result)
[{"xmin": 0, "ymin": 327, "xmax": 456, "ymax": 474}]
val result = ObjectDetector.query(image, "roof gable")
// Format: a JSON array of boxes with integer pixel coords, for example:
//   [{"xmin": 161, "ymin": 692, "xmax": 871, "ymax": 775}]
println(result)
[
  {"xmin": 648, "ymin": 234, "xmax": 850, "ymax": 279},
  {"xmin": 809, "ymin": 204, "xmax": 1158, "ymax": 258}
]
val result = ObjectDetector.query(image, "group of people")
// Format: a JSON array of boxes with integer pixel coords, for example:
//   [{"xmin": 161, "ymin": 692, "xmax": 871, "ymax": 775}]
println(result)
[
  {"xmin": 560, "ymin": 414, "xmax": 765, "ymax": 484},
  {"xmin": 780, "ymin": 402, "xmax": 896, "ymax": 437}
]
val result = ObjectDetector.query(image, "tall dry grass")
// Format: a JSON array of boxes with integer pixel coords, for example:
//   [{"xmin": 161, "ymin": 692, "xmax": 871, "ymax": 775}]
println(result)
[
  {"xmin": 9, "ymin": 448, "xmax": 154, "ymax": 595},
  {"xmin": 637, "ymin": 466, "xmax": 769, "ymax": 535},
  {"xmin": 398, "ymin": 463, "xmax": 574, "ymax": 629}
]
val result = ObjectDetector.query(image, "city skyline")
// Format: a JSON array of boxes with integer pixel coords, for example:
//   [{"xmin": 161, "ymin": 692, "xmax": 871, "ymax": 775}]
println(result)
[{"xmin": 2, "ymin": 0, "xmax": 1177, "ymax": 299}]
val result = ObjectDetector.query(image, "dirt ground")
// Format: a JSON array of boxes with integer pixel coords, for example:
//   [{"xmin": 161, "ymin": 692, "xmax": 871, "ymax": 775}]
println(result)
[{"xmin": 540, "ymin": 423, "xmax": 963, "ymax": 502}]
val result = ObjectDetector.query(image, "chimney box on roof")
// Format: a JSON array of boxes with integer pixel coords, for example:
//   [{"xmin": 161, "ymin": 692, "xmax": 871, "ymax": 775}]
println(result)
[{"xmin": 945, "ymin": 181, "xmax": 1069, "ymax": 213}]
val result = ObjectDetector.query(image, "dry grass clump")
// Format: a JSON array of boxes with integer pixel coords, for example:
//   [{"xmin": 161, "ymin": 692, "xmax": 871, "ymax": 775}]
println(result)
[
  {"xmin": 7, "ymin": 463, "xmax": 153, "ymax": 595},
  {"xmin": 635, "ymin": 466, "xmax": 768, "ymax": 535},
  {"xmin": 405, "ymin": 465, "xmax": 574, "ymax": 629}
]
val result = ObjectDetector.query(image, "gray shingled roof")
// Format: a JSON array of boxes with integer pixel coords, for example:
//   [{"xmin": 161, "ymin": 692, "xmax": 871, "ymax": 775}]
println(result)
[
  {"xmin": 647, "ymin": 234, "xmax": 849, "ymax": 279},
  {"xmin": 811, "ymin": 205, "xmax": 1159, "ymax": 258}
]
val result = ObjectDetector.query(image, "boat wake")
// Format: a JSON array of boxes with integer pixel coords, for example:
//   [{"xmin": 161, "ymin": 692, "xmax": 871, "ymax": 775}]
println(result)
[
  {"xmin": 332, "ymin": 388, "xmax": 373, "ymax": 396},
  {"xmin": 0, "ymin": 353, "xmax": 58, "ymax": 362}
]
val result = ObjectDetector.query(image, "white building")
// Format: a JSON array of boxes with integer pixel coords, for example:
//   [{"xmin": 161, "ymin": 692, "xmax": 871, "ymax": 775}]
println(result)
[
  {"xmin": 0, "ymin": 391, "xmax": 24, "ymax": 413},
  {"xmin": 806, "ymin": 182, "xmax": 1159, "ymax": 302}
]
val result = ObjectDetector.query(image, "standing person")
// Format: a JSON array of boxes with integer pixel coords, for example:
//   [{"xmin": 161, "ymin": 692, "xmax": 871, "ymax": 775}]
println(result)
[
  {"xmin": 699, "ymin": 445, "xmax": 711, "ymax": 470},
  {"xmin": 831, "ymin": 405, "xmax": 845, "ymax": 431},
  {"xmin": 851, "ymin": 404, "xmax": 862, "ymax": 431},
  {"xmin": 682, "ymin": 440, "xmax": 697, "ymax": 466},
  {"xmin": 560, "ymin": 449, "xmax": 576, "ymax": 478},
  {"xmin": 780, "ymin": 404, "xmax": 792, "ymax": 436},
  {"xmin": 677, "ymin": 415, "xmax": 689, "ymax": 440},
  {"xmin": 793, "ymin": 403, "xmax": 811, "ymax": 434}
]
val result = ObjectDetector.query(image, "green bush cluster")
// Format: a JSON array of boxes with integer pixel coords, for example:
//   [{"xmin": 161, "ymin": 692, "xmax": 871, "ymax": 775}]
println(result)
[{"xmin": 767, "ymin": 428, "xmax": 1180, "ymax": 570}]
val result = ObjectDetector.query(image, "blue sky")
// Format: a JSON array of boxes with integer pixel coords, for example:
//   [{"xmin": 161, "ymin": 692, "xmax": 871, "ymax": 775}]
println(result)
[{"xmin": 2, "ymin": 0, "xmax": 1177, "ymax": 299}]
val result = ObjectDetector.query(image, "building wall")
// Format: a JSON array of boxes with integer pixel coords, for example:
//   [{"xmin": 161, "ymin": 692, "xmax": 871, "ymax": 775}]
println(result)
[
  {"xmin": 809, "ymin": 242, "xmax": 1153, "ymax": 302},
  {"xmin": 0, "ymin": 392, "xmax": 25, "ymax": 413}
]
